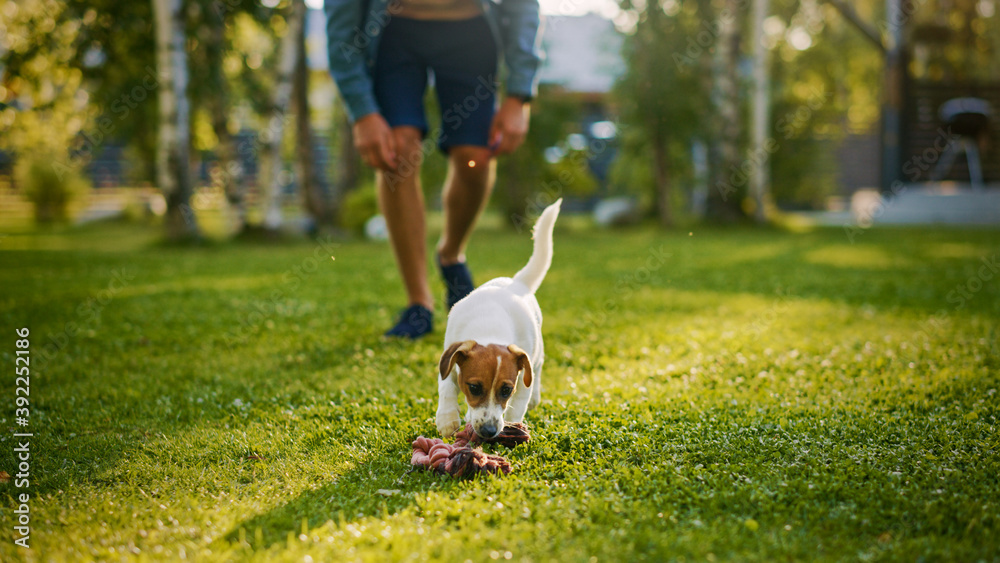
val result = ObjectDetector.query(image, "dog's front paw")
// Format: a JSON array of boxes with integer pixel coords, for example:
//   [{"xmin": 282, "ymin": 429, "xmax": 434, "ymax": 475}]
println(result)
[{"xmin": 436, "ymin": 410, "xmax": 461, "ymax": 437}]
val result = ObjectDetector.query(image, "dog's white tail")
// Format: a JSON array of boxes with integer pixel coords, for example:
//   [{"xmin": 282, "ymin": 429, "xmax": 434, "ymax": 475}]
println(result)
[{"xmin": 512, "ymin": 199, "xmax": 562, "ymax": 295}]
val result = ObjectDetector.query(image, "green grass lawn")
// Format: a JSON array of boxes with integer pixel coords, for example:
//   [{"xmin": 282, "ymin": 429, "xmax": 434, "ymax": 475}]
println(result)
[{"xmin": 1, "ymin": 218, "xmax": 998, "ymax": 562}]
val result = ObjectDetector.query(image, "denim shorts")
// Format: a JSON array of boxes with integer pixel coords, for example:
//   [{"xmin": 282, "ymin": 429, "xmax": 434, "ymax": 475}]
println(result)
[{"xmin": 373, "ymin": 15, "xmax": 498, "ymax": 153}]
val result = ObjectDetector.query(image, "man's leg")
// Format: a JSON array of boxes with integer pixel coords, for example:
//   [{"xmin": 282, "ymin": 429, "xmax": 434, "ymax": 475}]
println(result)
[
  {"xmin": 437, "ymin": 145, "xmax": 496, "ymax": 266},
  {"xmin": 378, "ymin": 126, "xmax": 433, "ymax": 311},
  {"xmin": 425, "ymin": 16, "xmax": 498, "ymax": 307}
]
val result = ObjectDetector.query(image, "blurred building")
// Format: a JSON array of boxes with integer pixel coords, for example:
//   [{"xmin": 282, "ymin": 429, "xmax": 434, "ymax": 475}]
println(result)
[
  {"xmin": 536, "ymin": 14, "xmax": 624, "ymax": 194},
  {"xmin": 537, "ymin": 13, "xmax": 624, "ymax": 96}
]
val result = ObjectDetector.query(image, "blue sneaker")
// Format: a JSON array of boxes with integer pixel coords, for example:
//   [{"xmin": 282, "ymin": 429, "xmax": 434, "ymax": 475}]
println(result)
[
  {"xmin": 438, "ymin": 255, "xmax": 475, "ymax": 311},
  {"xmin": 384, "ymin": 304, "xmax": 434, "ymax": 339}
]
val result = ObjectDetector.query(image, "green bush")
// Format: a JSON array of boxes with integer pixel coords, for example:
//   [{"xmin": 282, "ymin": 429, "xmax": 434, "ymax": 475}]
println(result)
[
  {"xmin": 15, "ymin": 155, "xmax": 90, "ymax": 224},
  {"xmin": 543, "ymin": 149, "xmax": 599, "ymax": 196},
  {"xmin": 121, "ymin": 189, "xmax": 155, "ymax": 223},
  {"xmin": 339, "ymin": 183, "xmax": 379, "ymax": 235}
]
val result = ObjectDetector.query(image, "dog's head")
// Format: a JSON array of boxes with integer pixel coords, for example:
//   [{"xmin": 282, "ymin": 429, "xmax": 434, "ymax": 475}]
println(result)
[{"xmin": 439, "ymin": 340, "xmax": 532, "ymax": 439}]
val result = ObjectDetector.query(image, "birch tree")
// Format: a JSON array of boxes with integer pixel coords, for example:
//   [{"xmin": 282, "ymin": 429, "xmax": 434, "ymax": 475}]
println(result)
[
  {"xmin": 261, "ymin": 0, "xmax": 306, "ymax": 231},
  {"xmin": 203, "ymin": 1, "xmax": 247, "ymax": 233},
  {"xmin": 707, "ymin": 0, "xmax": 746, "ymax": 222},
  {"xmin": 749, "ymin": 0, "xmax": 771, "ymax": 223},
  {"xmin": 152, "ymin": 0, "xmax": 199, "ymax": 240},
  {"xmin": 293, "ymin": 4, "xmax": 331, "ymax": 229}
]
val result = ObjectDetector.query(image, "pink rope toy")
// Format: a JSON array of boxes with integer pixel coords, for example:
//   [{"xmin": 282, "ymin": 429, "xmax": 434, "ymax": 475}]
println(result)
[{"xmin": 410, "ymin": 423, "xmax": 530, "ymax": 477}]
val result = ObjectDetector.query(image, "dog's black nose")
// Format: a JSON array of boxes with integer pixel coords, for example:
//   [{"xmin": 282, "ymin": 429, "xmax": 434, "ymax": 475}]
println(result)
[{"xmin": 479, "ymin": 424, "xmax": 498, "ymax": 438}]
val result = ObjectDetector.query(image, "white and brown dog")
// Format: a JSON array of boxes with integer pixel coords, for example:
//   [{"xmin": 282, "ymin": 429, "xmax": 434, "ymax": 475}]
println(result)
[{"xmin": 436, "ymin": 199, "xmax": 562, "ymax": 439}]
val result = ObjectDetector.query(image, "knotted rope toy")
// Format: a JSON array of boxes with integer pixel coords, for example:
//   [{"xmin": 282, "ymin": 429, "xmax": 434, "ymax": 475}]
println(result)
[{"xmin": 411, "ymin": 423, "xmax": 530, "ymax": 477}]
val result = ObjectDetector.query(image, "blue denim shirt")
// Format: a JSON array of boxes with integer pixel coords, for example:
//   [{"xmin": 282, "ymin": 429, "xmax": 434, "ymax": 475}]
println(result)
[{"xmin": 324, "ymin": 0, "xmax": 543, "ymax": 122}]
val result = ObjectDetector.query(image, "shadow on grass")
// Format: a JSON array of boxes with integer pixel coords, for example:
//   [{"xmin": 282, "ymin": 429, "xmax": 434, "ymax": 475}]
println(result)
[
  {"xmin": 220, "ymin": 438, "xmax": 474, "ymax": 552},
  {"xmin": 11, "ymin": 223, "xmax": 999, "ymax": 505}
]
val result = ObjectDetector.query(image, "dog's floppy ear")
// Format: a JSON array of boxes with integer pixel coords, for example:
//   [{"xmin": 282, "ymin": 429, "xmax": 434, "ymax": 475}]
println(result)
[
  {"xmin": 439, "ymin": 340, "xmax": 477, "ymax": 380},
  {"xmin": 507, "ymin": 344, "xmax": 533, "ymax": 388}
]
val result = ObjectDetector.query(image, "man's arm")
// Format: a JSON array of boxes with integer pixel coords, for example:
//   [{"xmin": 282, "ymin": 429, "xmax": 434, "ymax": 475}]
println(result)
[
  {"xmin": 494, "ymin": 0, "xmax": 543, "ymax": 101},
  {"xmin": 324, "ymin": 0, "xmax": 380, "ymax": 122},
  {"xmin": 489, "ymin": 0, "xmax": 542, "ymax": 154},
  {"xmin": 324, "ymin": 0, "xmax": 396, "ymax": 169}
]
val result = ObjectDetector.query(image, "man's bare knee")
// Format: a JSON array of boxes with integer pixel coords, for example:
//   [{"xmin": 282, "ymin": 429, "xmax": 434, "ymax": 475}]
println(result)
[
  {"xmin": 393, "ymin": 128, "xmax": 424, "ymax": 159},
  {"xmin": 385, "ymin": 127, "xmax": 424, "ymax": 185},
  {"xmin": 449, "ymin": 146, "xmax": 493, "ymax": 184}
]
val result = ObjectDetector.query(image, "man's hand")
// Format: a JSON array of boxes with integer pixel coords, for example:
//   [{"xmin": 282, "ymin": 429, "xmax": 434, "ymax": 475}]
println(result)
[
  {"xmin": 353, "ymin": 112, "xmax": 397, "ymax": 171},
  {"xmin": 489, "ymin": 97, "xmax": 531, "ymax": 155}
]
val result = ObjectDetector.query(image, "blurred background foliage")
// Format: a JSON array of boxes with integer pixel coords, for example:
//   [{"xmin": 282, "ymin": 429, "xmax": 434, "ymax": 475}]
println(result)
[{"xmin": 1, "ymin": 0, "xmax": 998, "ymax": 233}]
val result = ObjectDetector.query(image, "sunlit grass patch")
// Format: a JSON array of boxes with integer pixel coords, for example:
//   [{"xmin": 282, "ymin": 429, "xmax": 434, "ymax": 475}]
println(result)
[
  {"xmin": 0, "ymin": 220, "xmax": 997, "ymax": 561},
  {"xmin": 804, "ymin": 244, "xmax": 914, "ymax": 269}
]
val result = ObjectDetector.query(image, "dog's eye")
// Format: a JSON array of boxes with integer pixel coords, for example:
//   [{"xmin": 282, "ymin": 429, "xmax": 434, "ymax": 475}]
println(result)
[
  {"xmin": 468, "ymin": 383, "xmax": 483, "ymax": 396},
  {"xmin": 499, "ymin": 386, "xmax": 513, "ymax": 399}
]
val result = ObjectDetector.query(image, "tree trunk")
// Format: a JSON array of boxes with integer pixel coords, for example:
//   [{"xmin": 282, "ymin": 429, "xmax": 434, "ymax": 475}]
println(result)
[
  {"xmin": 213, "ymin": 104, "xmax": 246, "ymax": 234},
  {"xmin": 651, "ymin": 134, "xmax": 672, "ymax": 227},
  {"xmin": 206, "ymin": 4, "xmax": 246, "ymax": 235},
  {"xmin": 293, "ymin": 6, "xmax": 330, "ymax": 230},
  {"xmin": 707, "ymin": 0, "xmax": 745, "ymax": 222},
  {"xmin": 750, "ymin": 0, "xmax": 771, "ymax": 223},
  {"xmin": 331, "ymin": 109, "xmax": 361, "ymax": 226},
  {"xmin": 880, "ymin": 0, "xmax": 905, "ymax": 193},
  {"xmin": 153, "ymin": 0, "xmax": 198, "ymax": 240},
  {"xmin": 262, "ymin": 0, "xmax": 306, "ymax": 231}
]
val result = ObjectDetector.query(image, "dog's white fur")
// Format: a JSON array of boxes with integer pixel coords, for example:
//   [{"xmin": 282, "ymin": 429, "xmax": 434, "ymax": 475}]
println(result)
[{"xmin": 436, "ymin": 199, "xmax": 562, "ymax": 437}]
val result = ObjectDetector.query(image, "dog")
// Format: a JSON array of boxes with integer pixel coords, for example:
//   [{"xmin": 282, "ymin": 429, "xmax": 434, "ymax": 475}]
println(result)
[{"xmin": 436, "ymin": 199, "xmax": 562, "ymax": 439}]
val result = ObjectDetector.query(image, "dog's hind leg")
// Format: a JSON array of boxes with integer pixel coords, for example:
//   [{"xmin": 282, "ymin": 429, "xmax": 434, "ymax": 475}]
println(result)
[
  {"xmin": 504, "ymin": 365, "xmax": 536, "ymax": 424},
  {"xmin": 507, "ymin": 359, "xmax": 542, "ymax": 424},
  {"xmin": 527, "ymin": 359, "xmax": 542, "ymax": 412}
]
